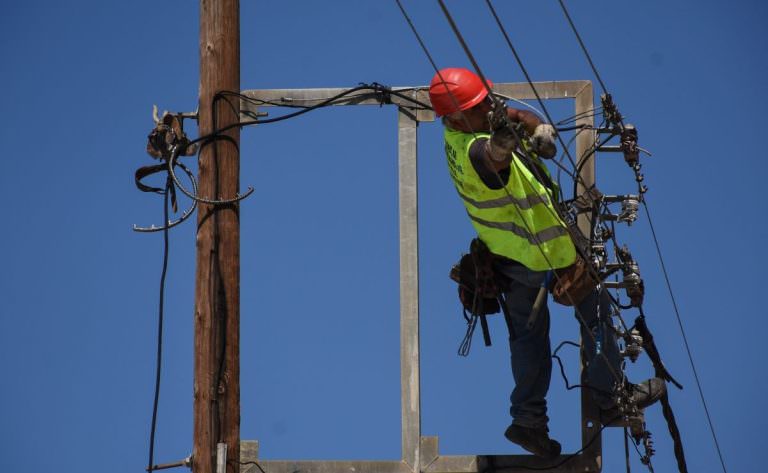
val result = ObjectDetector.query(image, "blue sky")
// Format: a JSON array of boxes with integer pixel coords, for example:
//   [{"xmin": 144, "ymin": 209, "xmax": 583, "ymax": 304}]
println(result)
[{"xmin": 1, "ymin": 1, "xmax": 766, "ymax": 472}]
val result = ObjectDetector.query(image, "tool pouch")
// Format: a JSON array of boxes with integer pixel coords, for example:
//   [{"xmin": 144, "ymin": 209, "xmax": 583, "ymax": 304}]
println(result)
[
  {"xmin": 550, "ymin": 255, "xmax": 599, "ymax": 306},
  {"xmin": 449, "ymin": 239, "xmax": 502, "ymax": 355}
]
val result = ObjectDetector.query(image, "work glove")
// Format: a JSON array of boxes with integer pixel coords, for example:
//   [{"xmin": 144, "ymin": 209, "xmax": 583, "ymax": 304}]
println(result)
[
  {"xmin": 487, "ymin": 124, "xmax": 519, "ymax": 162},
  {"xmin": 531, "ymin": 124, "xmax": 557, "ymax": 159}
]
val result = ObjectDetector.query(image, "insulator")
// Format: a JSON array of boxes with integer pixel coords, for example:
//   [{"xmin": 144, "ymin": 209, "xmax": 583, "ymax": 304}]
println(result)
[
  {"xmin": 619, "ymin": 197, "xmax": 640, "ymax": 224},
  {"xmin": 621, "ymin": 125, "xmax": 640, "ymax": 167},
  {"xmin": 621, "ymin": 329, "xmax": 644, "ymax": 362}
]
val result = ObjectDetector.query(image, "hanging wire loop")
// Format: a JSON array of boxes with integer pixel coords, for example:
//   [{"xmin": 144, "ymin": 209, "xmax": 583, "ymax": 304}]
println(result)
[{"xmin": 133, "ymin": 153, "xmax": 199, "ymax": 233}]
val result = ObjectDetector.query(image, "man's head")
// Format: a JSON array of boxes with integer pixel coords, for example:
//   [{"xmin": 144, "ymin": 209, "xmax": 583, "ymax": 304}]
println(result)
[{"xmin": 429, "ymin": 67, "xmax": 494, "ymax": 133}]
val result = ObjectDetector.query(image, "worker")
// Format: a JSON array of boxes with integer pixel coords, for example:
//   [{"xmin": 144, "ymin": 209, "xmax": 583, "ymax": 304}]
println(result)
[{"xmin": 429, "ymin": 68, "xmax": 666, "ymax": 459}]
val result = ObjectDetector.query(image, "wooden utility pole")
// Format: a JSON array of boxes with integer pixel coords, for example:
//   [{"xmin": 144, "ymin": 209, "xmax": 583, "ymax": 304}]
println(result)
[{"xmin": 194, "ymin": 1, "xmax": 240, "ymax": 473}]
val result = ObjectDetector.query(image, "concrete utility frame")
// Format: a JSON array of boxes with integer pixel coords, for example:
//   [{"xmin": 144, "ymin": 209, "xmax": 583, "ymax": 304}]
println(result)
[{"xmin": 239, "ymin": 80, "xmax": 599, "ymax": 473}]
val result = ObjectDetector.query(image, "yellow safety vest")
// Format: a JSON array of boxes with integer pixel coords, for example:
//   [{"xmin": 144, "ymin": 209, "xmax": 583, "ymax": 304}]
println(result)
[{"xmin": 444, "ymin": 128, "xmax": 577, "ymax": 271}]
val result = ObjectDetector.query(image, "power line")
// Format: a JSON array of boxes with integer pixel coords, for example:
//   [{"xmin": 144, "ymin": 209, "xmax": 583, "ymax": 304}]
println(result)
[
  {"xmin": 488, "ymin": 2, "xmax": 718, "ymax": 470},
  {"xmin": 557, "ymin": 0, "xmax": 609, "ymax": 96},
  {"xmin": 642, "ymin": 201, "xmax": 728, "ymax": 473},
  {"xmin": 552, "ymin": 1, "xmax": 726, "ymax": 468},
  {"xmin": 484, "ymin": 0, "xmax": 582, "ymax": 172}
]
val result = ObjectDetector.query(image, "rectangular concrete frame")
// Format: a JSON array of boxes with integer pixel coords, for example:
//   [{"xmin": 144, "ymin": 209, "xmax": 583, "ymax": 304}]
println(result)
[{"xmin": 239, "ymin": 80, "xmax": 598, "ymax": 473}]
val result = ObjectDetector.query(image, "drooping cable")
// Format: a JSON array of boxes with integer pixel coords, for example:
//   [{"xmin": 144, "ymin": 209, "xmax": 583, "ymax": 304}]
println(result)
[
  {"xmin": 147, "ymin": 176, "xmax": 172, "ymax": 473},
  {"xmin": 191, "ymin": 84, "xmax": 433, "ymax": 150},
  {"xmin": 642, "ymin": 201, "xmax": 727, "ymax": 473},
  {"xmin": 238, "ymin": 460, "xmax": 268, "ymax": 473},
  {"xmin": 552, "ymin": 341, "xmax": 613, "ymax": 397}
]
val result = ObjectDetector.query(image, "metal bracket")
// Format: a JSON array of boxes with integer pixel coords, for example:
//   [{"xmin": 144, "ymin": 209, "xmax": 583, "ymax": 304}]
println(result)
[{"xmin": 238, "ymin": 81, "xmax": 603, "ymax": 473}]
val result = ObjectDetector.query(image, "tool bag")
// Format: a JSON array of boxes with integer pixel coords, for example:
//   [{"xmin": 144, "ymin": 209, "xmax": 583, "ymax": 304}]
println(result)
[
  {"xmin": 550, "ymin": 255, "xmax": 599, "ymax": 306},
  {"xmin": 449, "ymin": 238, "xmax": 502, "ymax": 355}
]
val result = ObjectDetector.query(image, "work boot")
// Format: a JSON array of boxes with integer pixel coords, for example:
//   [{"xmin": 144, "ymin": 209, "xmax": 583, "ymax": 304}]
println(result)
[
  {"xmin": 504, "ymin": 424, "xmax": 561, "ymax": 460},
  {"xmin": 599, "ymin": 377, "xmax": 667, "ymax": 421},
  {"xmin": 630, "ymin": 377, "xmax": 666, "ymax": 409}
]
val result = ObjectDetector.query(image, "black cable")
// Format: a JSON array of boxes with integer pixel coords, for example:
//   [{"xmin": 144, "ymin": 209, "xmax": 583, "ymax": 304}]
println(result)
[
  {"xmin": 217, "ymin": 86, "xmax": 433, "ymax": 114},
  {"xmin": 552, "ymin": 341, "xmax": 614, "ymax": 397},
  {"xmin": 238, "ymin": 461, "xmax": 268, "ymax": 473},
  {"xmin": 436, "ymin": 0, "xmax": 494, "ymax": 98},
  {"xmin": 484, "ymin": 0, "xmax": 580, "ymax": 172},
  {"xmin": 484, "ymin": 0, "xmax": 612, "ymax": 214},
  {"xmin": 642, "ymin": 201, "xmax": 728, "ymax": 473},
  {"xmin": 556, "ymin": 0, "xmax": 609, "ymax": 96},
  {"xmin": 187, "ymin": 84, "xmax": 432, "ymax": 152},
  {"xmin": 394, "ymin": 0, "xmax": 447, "ymax": 83},
  {"xmin": 148, "ymin": 176, "xmax": 172, "ymax": 473},
  {"xmin": 556, "ymin": 124, "xmax": 595, "ymax": 133},
  {"xmin": 571, "ymin": 131, "xmax": 611, "ymax": 200},
  {"xmin": 624, "ymin": 427, "xmax": 632, "ymax": 473},
  {"xmin": 189, "ymin": 85, "xmax": 371, "ymax": 147},
  {"xmin": 556, "ymin": 108, "xmax": 603, "ymax": 127}
]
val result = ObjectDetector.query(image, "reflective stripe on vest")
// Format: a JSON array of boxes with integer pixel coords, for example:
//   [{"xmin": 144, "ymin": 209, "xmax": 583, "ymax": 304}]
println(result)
[{"xmin": 444, "ymin": 128, "xmax": 577, "ymax": 271}]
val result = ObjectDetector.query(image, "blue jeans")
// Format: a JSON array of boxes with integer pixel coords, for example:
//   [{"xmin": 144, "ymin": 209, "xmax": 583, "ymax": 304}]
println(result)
[
  {"xmin": 497, "ymin": 263, "xmax": 623, "ymax": 428},
  {"xmin": 497, "ymin": 263, "xmax": 552, "ymax": 429},
  {"xmin": 577, "ymin": 289, "xmax": 624, "ymax": 408}
]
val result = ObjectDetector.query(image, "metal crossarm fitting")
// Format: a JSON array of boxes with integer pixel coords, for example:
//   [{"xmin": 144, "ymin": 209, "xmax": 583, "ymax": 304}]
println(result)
[{"xmin": 239, "ymin": 81, "xmax": 602, "ymax": 473}]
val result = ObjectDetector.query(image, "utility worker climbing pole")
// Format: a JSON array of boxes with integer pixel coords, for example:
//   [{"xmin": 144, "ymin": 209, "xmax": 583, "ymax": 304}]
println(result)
[{"xmin": 429, "ymin": 68, "xmax": 666, "ymax": 460}]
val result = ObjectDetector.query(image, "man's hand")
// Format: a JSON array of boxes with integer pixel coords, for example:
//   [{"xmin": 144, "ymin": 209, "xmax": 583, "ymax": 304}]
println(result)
[
  {"xmin": 487, "ymin": 124, "xmax": 519, "ymax": 162},
  {"xmin": 531, "ymin": 124, "xmax": 557, "ymax": 159}
]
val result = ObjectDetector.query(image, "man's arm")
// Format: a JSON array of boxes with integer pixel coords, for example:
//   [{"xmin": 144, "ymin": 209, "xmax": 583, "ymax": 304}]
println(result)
[
  {"xmin": 506, "ymin": 108, "xmax": 542, "ymax": 135},
  {"xmin": 469, "ymin": 138, "xmax": 510, "ymax": 188},
  {"xmin": 507, "ymin": 108, "xmax": 557, "ymax": 159}
]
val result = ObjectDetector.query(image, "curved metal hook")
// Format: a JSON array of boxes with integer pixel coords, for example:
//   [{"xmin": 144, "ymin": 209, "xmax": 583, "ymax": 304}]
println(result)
[
  {"xmin": 168, "ymin": 145, "xmax": 255, "ymax": 206},
  {"xmin": 133, "ymin": 161, "xmax": 199, "ymax": 233}
]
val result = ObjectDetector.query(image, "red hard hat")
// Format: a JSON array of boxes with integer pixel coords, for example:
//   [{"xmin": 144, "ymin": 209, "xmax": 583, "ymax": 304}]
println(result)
[{"xmin": 429, "ymin": 68, "xmax": 493, "ymax": 117}]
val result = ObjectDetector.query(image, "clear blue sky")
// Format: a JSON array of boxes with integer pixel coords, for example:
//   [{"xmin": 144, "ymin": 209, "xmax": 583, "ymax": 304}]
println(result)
[{"xmin": 1, "ymin": 1, "xmax": 765, "ymax": 472}]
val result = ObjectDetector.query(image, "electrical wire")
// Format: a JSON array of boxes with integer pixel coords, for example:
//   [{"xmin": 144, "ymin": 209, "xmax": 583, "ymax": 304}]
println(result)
[
  {"xmin": 484, "ymin": 0, "xmax": 585, "ymax": 176},
  {"xmin": 551, "ymin": 341, "xmax": 613, "ymax": 397},
  {"xmin": 187, "ymin": 84, "xmax": 432, "ymax": 152},
  {"xmin": 556, "ymin": 0, "xmax": 609, "ymax": 97},
  {"xmin": 147, "ymin": 177, "xmax": 172, "ymax": 473},
  {"xmin": 238, "ymin": 461, "xmax": 268, "ymax": 473},
  {"xmin": 557, "ymin": 108, "xmax": 604, "ymax": 127},
  {"xmin": 642, "ymin": 201, "xmax": 728, "ymax": 473},
  {"xmin": 491, "ymin": 93, "xmax": 546, "ymax": 118}
]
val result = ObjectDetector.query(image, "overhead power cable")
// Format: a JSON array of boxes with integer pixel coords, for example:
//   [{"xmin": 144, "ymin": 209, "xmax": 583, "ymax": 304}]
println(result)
[
  {"xmin": 642, "ymin": 201, "xmax": 728, "ymax": 473},
  {"xmin": 557, "ymin": 0, "xmax": 609, "ymax": 96},
  {"xmin": 484, "ymin": 0, "xmax": 586, "ymax": 174},
  {"xmin": 483, "ymin": 0, "xmax": 610, "ymax": 215},
  {"xmin": 555, "ymin": 1, "xmax": 724, "ymax": 470}
]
